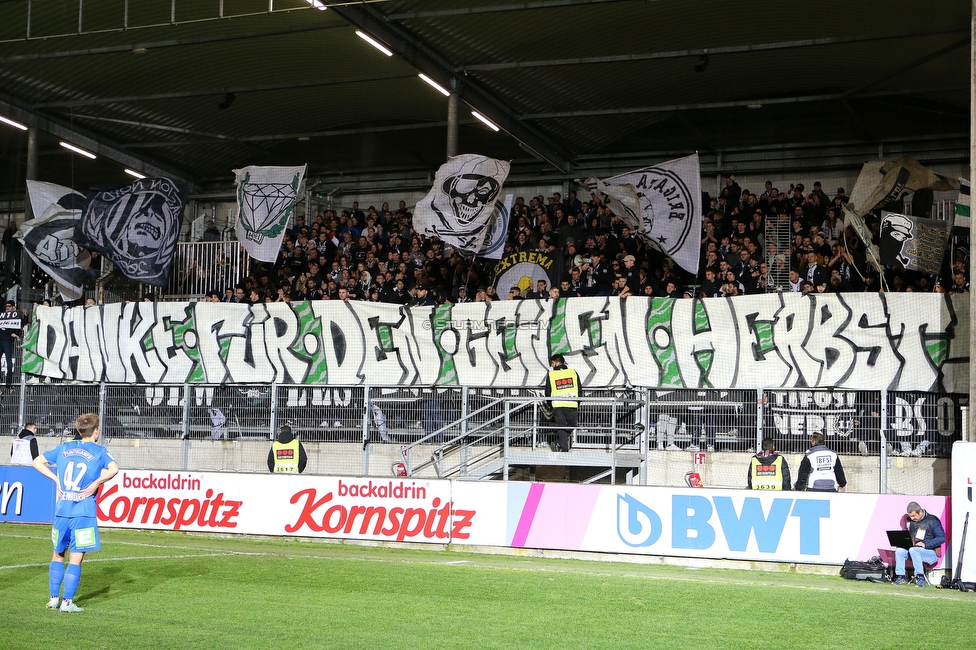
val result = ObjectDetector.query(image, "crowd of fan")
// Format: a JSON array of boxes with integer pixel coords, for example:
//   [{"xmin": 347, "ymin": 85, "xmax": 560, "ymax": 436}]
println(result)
[
  {"xmin": 184, "ymin": 178, "xmax": 969, "ymax": 306},
  {"xmin": 4, "ymin": 170, "xmax": 966, "ymax": 309}
]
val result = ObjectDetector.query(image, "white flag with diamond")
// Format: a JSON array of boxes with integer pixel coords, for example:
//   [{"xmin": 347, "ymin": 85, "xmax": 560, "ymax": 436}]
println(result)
[{"xmin": 234, "ymin": 165, "xmax": 306, "ymax": 262}]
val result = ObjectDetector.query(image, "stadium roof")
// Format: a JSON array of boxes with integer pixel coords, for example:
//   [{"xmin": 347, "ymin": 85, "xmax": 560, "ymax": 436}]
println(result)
[{"xmin": 0, "ymin": 0, "xmax": 969, "ymax": 198}]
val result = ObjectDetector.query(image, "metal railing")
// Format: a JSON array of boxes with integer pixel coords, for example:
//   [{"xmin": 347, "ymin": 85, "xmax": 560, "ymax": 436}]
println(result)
[{"xmin": 3, "ymin": 377, "xmax": 964, "ymax": 492}]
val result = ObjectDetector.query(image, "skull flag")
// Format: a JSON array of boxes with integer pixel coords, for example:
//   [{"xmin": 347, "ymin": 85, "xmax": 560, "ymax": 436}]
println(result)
[
  {"xmin": 234, "ymin": 165, "xmax": 307, "ymax": 263},
  {"xmin": 414, "ymin": 154, "xmax": 511, "ymax": 255},
  {"xmin": 75, "ymin": 178, "xmax": 185, "ymax": 286},
  {"xmin": 19, "ymin": 181, "xmax": 95, "ymax": 301}
]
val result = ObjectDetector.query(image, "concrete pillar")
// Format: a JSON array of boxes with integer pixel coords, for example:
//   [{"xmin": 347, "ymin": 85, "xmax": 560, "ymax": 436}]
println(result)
[
  {"xmin": 446, "ymin": 92, "xmax": 459, "ymax": 158},
  {"xmin": 19, "ymin": 126, "xmax": 39, "ymax": 308}
]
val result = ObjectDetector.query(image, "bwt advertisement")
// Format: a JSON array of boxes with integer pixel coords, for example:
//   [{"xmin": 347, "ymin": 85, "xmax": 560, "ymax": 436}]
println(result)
[
  {"xmin": 453, "ymin": 483, "xmax": 948, "ymax": 565},
  {"xmin": 3, "ymin": 466, "xmax": 950, "ymax": 567}
]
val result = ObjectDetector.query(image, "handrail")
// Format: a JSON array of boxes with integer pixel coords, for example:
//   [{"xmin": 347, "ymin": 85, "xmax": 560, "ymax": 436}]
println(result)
[{"xmin": 404, "ymin": 395, "xmax": 645, "ymax": 479}]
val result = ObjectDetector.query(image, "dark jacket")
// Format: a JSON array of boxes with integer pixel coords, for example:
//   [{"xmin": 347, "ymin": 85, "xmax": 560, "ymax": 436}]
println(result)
[{"xmin": 909, "ymin": 512, "xmax": 947, "ymax": 551}]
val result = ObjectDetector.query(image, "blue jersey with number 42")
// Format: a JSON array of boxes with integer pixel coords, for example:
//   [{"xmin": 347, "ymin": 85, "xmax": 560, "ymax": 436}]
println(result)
[{"xmin": 42, "ymin": 441, "xmax": 116, "ymax": 518}]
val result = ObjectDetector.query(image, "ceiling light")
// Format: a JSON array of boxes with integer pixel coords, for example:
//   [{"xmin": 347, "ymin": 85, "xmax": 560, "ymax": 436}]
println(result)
[
  {"xmin": 355, "ymin": 30, "xmax": 393, "ymax": 57},
  {"xmin": 747, "ymin": 104, "xmax": 763, "ymax": 109},
  {"xmin": 0, "ymin": 115, "xmax": 28, "ymax": 131},
  {"xmin": 124, "ymin": 168, "xmax": 146, "ymax": 179},
  {"xmin": 418, "ymin": 74, "xmax": 451, "ymax": 97},
  {"xmin": 306, "ymin": 0, "xmax": 327, "ymax": 9},
  {"xmin": 59, "ymin": 141, "xmax": 97, "ymax": 159},
  {"xmin": 471, "ymin": 111, "xmax": 499, "ymax": 132}
]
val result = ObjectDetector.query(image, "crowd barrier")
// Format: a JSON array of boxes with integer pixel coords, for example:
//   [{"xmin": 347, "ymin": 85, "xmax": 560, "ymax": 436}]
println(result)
[{"xmin": 0, "ymin": 381, "xmax": 962, "ymax": 492}]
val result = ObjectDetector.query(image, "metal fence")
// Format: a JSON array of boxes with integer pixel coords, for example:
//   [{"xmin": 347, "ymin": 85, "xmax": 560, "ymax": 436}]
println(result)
[
  {"xmin": 4, "ymin": 379, "xmax": 964, "ymax": 493},
  {"xmin": 165, "ymin": 241, "xmax": 251, "ymax": 299}
]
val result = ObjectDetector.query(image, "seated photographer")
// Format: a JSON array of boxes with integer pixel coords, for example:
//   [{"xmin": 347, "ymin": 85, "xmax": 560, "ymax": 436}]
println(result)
[{"xmin": 893, "ymin": 501, "xmax": 946, "ymax": 587}]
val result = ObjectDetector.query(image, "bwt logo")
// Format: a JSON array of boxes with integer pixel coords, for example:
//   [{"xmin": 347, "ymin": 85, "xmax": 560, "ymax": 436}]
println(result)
[
  {"xmin": 617, "ymin": 494, "xmax": 662, "ymax": 547},
  {"xmin": 616, "ymin": 493, "xmax": 832, "ymax": 555}
]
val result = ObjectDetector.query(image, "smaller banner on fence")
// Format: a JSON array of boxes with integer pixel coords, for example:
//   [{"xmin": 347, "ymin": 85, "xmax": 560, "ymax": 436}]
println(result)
[{"xmin": 878, "ymin": 211, "xmax": 951, "ymax": 274}]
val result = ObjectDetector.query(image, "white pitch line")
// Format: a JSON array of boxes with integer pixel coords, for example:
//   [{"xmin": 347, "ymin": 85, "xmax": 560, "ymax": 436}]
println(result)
[
  {"xmin": 0, "ymin": 553, "xmax": 247, "ymax": 571},
  {"xmin": 1, "ymin": 533, "xmax": 963, "ymax": 601}
]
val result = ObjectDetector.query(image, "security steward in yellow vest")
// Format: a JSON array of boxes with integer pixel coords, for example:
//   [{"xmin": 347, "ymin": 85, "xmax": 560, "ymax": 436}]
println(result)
[
  {"xmin": 747, "ymin": 437, "xmax": 791, "ymax": 490},
  {"xmin": 544, "ymin": 353, "xmax": 581, "ymax": 452},
  {"xmin": 267, "ymin": 425, "xmax": 307, "ymax": 473}
]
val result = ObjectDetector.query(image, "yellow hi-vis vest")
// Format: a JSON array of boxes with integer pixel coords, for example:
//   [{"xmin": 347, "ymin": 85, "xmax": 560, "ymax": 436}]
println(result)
[
  {"xmin": 548, "ymin": 368, "xmax": 580, "ymax": 408},
  {"xmin": 272, "ymin": 439, "xmax": 301, "ymax": 473},
  {"xmin": 750, "ymin": 455, "xmax": 784, "ymax": 490}
]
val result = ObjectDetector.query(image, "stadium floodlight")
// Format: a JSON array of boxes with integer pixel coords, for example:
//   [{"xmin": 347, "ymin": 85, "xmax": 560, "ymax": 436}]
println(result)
[
  {"xmin": 0, "ymin": 114, "xmax": 28, "ymax": 131},
  {"xmin": 306, "ymin": 0, "xmax": 327, "ymax": 10},
  {"xmin": 124, "ymin": 168, "xmax": 147, "ymax": 179},
  {"xmin": 471, "ymin": 111, "xmax": 500, "ymax": 132},
  {"xmin": 355, "ymin": 30, "xmax": 393, "ymax": 57},
  {"xmin": 59, "ymin": 141, "xmax": 97, "ymax": 159},
  {"xmin": 418, "ymin": 74, "xmax": 451, "ymax": 97}
]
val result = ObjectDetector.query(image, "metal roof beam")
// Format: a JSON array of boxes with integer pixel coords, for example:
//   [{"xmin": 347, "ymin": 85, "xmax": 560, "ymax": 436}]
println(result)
[
  {"xmin": 33, "ymin": 74, "xmax": 416, "ymax": 109},
  {"xmin": 332, "ymin": 4, "xmax": 574, "ymax": 173},
  {"xmin": 0, "ymin": 92, "xmax": 194, "ymax": 188},
  {"xmin": 521, "ymin": 85, "xmax": 967, "ymax": 119},
  {"xmin": 0, "ymin": 23, "xmax": 343, "ymax": 64},
  {"xmin": 386, "ymin": 0, "xmax": 632, "ymax": 21},
  {"xmin": 124, "ymin": 120, "xmax": 475, "ymax": 148},
  {"xmin": 459, "ymin": 28, "xmax": 968, "ymax": 72}
]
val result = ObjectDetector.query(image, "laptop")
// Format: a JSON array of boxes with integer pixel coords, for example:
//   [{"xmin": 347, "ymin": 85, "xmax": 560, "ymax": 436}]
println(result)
[{"xmin": 886, "ymin": 530, "xmax": 913, "ymax": 549}]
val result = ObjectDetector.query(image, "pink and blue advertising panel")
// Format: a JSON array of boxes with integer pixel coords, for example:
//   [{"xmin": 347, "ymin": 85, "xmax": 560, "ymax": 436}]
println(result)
[{"xmin": 453, "ymin": 482, "xmax": 949, "ymax": 566}]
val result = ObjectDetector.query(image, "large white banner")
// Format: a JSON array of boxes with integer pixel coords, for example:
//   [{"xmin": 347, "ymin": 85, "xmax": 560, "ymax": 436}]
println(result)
[
  {"xmin": 952, "ymin": 441, "xmax": 975, "ymax": 582},
  {"xmin": 22, "ymin": 293, "xmax": 968, "ymax": 392}
]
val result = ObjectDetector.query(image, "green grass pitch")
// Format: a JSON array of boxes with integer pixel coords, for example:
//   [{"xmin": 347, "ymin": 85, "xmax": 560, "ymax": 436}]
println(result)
[{"xmin": 1, "ymin": 524, "xmax": 973, "ymax": 649}]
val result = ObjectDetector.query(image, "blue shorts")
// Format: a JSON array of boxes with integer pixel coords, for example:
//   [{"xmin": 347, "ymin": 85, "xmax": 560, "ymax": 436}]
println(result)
[{"xmin": 52, "ymin": 516, "xmax": 101, "ymax": 554}]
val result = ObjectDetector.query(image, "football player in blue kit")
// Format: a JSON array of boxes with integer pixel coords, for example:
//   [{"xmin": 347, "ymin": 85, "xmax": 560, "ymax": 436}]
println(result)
[{"xmin": 32, "ymin": 413, "xmax": 119, "ymax": 613}]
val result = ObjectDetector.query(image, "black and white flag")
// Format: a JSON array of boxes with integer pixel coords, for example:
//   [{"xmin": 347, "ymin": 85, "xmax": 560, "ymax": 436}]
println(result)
[
  {"xmin": 606, "ymin": 153, "xmax": 702, "ymax": 273},
  {"xmin": 878, "ymin": 211, "xmax": 951, "ymax": 274},
  {"xmin": 234, "ymin": 165, "xmax": 307, "ymax": 263},
  {"xmin": 579, "ymin": 177, "xmax": 642, "ymax": 231},
  {"xmin": 414, "ymin": 154, "xmax": 511, "ymax": 255},
  {"xmin": 476, "ymin": 194, "xmax": 513, "ymax": 260},
  {"xmin": 18, "ymin": 181, "xmax": 94, "ymax": 301},
  {"xmin": 844, "ymin": 156, "xmax": 957, "ymax": 272},
  {"xmin": 75, "ymin": 178, "xmax": 185, "ymax": 286}
]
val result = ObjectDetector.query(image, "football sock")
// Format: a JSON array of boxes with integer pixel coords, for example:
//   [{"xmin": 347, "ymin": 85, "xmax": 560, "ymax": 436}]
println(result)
[
  {"xmin": 49, "ymin": 561, "xmax": 65, "ymax": 598},
  {"xmin": 63, "ymin": 564, "xmax": 82, "ymax": 600}
]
